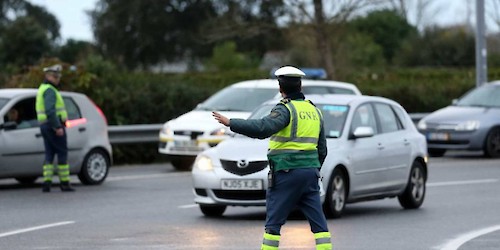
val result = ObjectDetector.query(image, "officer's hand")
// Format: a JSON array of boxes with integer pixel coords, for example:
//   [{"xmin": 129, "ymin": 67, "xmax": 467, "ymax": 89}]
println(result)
[
  {"xmin": 212, "ymin": 112, "xmax": 230, "ymax": 127},
  {"xmin": 55, "ymin": 128, "xmax": 64, "ymax": 136}
]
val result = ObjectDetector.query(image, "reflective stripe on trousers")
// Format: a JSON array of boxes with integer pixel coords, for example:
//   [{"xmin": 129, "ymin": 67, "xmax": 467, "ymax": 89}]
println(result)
[
  {"xmin": 43, "ymin": 164, "xmax": 54, "ymax": 182},
  {"xmin": 314, "ymin": 232, "xmax": 333, "ymax": 250},
  {"xmin": 261, "ymin": 233, "xmax": 280, "ymax": 250}
]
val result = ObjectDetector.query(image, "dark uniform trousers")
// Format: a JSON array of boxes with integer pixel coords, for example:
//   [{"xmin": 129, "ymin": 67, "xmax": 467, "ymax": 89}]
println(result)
[
  {"xmin": 265, "ymin": 168, "xmax": 328, "ymax": 234},
  {"xmin": 40, "ymin": 123, "xmax": 68, "ymax": 164}
]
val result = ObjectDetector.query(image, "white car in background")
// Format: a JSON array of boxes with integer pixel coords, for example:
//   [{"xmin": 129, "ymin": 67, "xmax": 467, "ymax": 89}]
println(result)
[
  {"xmin": 192, "ymin": 94, "xmax": 428, "ymax": 217},
  {"xmin": 159, "ymin": 79, "xmax": 361, "ymax": 170}
]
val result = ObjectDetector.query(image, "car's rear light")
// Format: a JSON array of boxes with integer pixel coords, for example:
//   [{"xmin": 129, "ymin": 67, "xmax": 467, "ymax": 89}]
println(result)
[
  {"xmin": 65, "ymin": 118, "xmax": 87, "ymax": 128},
  {"xmin": 88, "ymin": 97, "xmax": 108, "ymax": 125}
]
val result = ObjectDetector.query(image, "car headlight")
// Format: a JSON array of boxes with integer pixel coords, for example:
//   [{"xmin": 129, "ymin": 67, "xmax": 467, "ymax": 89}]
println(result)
[
  {"xmin": 417, "ymin": 120, "xmax": 427, "ymax": 130},
  {"xmin": 160, "ymin": 125, "xmax": 173, "ymax": 135},
  {"xmin": 210, "ymin": 127, "xmax": 234, "ymax": 136},
  {"xmin": 455, "ymin": 120, "xmax": 480, "ymax": 131},
  {"xmin": 194, "ymin": 155, "xmax": 214, "ymax": 171}
]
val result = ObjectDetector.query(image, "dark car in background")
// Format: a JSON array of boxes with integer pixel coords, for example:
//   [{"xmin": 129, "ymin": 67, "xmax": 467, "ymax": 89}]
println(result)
[
  {"xmin": 0, "ymin": 89, "xmax": 112, "ymax": 185},
  {"xmin": 417, "ymin": 81, "xmax": 500, "ymax": 157}
]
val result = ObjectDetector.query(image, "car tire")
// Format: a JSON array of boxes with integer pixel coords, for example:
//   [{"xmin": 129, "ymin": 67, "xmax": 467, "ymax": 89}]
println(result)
[
  {"xmin": 78, "ymin": 149, "xmax": 110, "ymax": 185},
  {"xmin": 323, "ymin": 168, "xmax": 347, "ymax": 218},
  {"xmin": 484, "ymin": 127, "xmax": 500, "ymax": 158},
  {"xmin": 428, "ymin": 148, "xmax": 446, "ymax": 157},
  {"xmin": 398, "ymin": 161, "xmax": 426, "ymax": 209},
  {"xmin": 15, "ymin": 177, "xmax": 38, "ymax": 184},
  {"xmin": 169, "ymin": 155, "xmax": 196, "ymax": 171},
  {"xmin": 199, "ymin": 204, "xmax": 226, "ymax": 217}
]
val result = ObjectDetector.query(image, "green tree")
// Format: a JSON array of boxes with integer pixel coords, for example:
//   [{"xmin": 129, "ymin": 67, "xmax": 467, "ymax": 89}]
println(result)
[
  {"xmin": 90, "ymin": 0, "xmax": 218, "ymax": 70},
  {"xmin": 205, "ymin": 41, "xmax": 258, "ymax": 71},
  {"xmin": 396, "ymin": 25, "xmax": 475, "ymax": 67},
  {"xmin": 0, "ymin": 16, "xmax": 51, "ymax": 66},
  {"xmin": 351, "ymin": 9, "xmax": 417, "ymax": 64},
  {"xmin": 58, "ymin": 39, "xmax": 95, "ymax": 64}
]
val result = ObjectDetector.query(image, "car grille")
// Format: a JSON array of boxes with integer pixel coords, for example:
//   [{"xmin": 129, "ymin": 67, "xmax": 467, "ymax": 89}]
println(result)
[
  {"xmin": 220, "ymin": 160, "xmax": 268, "ymax": 176},
  {"xmin": 174, "ymin": 130, "xmax": 204, "ymax": 139},
  {"xmin": 213, "ymin": 190, "xmax": 266, "ymax": 200}
]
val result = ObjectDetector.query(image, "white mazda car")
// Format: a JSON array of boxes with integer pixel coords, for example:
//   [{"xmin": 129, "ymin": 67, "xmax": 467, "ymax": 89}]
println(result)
[
  {"xmin": 192, "ymin": 94, "xmax": 428, "ymax": 217},
  {"xmin": 159, "ymin": 79, "xmax": 361, "ymax": 170}
]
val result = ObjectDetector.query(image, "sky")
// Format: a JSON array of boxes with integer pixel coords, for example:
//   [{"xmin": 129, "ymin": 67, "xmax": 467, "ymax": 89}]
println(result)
[{"xmin": 26, "ymin": 0, "xmax": 493, "ymax": 43}]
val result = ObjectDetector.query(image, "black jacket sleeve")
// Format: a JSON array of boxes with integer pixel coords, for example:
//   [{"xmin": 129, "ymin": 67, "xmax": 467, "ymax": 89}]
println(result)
[{"xmin": 229, "ymin": 104, "xmax": 290, "ymax": 139}]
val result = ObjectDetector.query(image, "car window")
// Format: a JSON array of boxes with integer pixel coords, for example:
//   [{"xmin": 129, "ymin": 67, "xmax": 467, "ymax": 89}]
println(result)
[
  {"xmin": 350, "ymin": 103, "xmax": 378, "ymax": 134},
  {"xmin": 392, "ymin": 105, "xmax": 407, "ymax": 129},
  {"xmin": 320, "ymin": 105, "xmax": 349, "ymax": 138},
  {"xmin": 456, "ymin": 85, "xmax": 500, "ymax": 108},
  {"xmin": 63, "ymin": 97, "xmax": 82, "ymax": 120},
  {"xmin": 302, "ymin": 86, "xmax": 355, "ymax": 95},
  {"xmin": 374, "ymin": 103, "xmax": 401, "ymax": 133},
  {"xmin": 0, "ymin": 98, "xmax": 8, "ymax": 110},
  {"xmin": 3, "ymin": 97, "xmax": 38, "ymax": 130},
  {"xmin": 196, "ymin": 87, "xmax": 278, "ymax": 112}
]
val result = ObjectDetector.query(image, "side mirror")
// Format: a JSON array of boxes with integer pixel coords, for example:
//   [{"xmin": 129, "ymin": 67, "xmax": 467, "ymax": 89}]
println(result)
[
  {"xmin": 452, "ymin": 99, "xmax": 458, "ymax": 105},
  {"xmin": 0, "ymin": 121, "xmax": 17, "ymax": 130},
  {"xmin": 353, "ymin": 126, "xmax": 374, "ymax": 139}
]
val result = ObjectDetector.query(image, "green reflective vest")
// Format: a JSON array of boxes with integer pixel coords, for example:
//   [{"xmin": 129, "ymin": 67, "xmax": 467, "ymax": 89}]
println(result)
[
  {"xmin": 268, "ymin": 100, "xmax": 322, "ymax": 171},
  {"xmin": 36, "ymin": 83, "xmax": 68, "ymax": 123}
]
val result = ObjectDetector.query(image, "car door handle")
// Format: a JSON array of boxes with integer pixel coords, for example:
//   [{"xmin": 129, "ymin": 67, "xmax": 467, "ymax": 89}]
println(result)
[
  {"xmin": 403, "ymin": 139, "xmax": 410, "ymax": 146},
  {"xmin": 78, "ymin": 127, "xmax": 86, "ymax": 132},
  {"xmin": 377, "ymin": 143, "xmax": 384, "ymax": 150},
  {"xmin": 35, "ymin": 133, "xmax": 42, "ymax": 138}
]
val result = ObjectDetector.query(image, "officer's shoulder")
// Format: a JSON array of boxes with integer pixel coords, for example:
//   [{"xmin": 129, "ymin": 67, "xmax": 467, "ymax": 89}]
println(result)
[
  {"xmin": 306, "ymin": 99, "xmax": 317, "ymax": 107},
  {"xmin": 279, "ymin": 98, "xmax": 291, "ymax": 105}
]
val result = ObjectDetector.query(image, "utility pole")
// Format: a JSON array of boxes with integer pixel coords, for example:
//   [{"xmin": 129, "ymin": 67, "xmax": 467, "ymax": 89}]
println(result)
[{"xmin": 475, "ymin": 0, "xmax": 487, "ymax": 87}]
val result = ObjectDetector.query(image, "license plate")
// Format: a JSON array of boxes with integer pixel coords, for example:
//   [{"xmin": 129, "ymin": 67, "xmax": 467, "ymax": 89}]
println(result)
[
  {"xmin": 174, "ymin": 140, "xmax": 196, "ymax": 147},
  {"xmin": 427, "ymin": 132, "xmax": 449, "ymax": 141},
  {"xmin": 221, "ymin": 179, "xmax": 263, "ymax": 190}
]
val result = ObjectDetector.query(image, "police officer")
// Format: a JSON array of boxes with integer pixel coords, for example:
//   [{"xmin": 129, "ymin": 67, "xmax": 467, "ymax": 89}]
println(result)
[
  {"xmin": 36, "ymin": 64, "xmax": 75, "ymax": 192},
  {"xmin": 212, "ymin": 66, "xmax": 332, "ymax": 250}
]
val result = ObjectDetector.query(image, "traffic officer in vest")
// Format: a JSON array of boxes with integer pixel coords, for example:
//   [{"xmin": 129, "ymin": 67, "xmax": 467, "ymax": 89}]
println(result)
[
  {"xmin": 36, "ymin": 64, "xmax": 75, "ymax": 192},
  {"xmin": 212, "ymin": 65, "xmax": 332, "ymax": 250}
]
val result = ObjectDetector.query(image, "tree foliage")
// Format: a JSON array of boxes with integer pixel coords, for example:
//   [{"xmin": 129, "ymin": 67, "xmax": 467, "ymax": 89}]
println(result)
[
  {"xmin": 351, "ymin": 9, "xmax": 417, "ymax": 63},
  {"xmin": 90, "ymin": 0, "xmax": 218, "ymax": 70}
]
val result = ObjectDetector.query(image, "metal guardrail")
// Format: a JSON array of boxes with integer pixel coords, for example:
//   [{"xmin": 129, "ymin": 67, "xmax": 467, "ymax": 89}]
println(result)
[
  {"xmin": 108, "ymin": 113, "xmax": 429, "ymax": 145},
  {"xmin": 108, "ymin": 124, "xmax": 162, "ymax": 144}
]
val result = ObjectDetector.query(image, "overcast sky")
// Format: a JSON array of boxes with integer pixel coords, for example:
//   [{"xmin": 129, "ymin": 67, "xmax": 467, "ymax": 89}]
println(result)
[{"xmin": 27, "ymin": 0, "xmax": 495, "ymax": 43}]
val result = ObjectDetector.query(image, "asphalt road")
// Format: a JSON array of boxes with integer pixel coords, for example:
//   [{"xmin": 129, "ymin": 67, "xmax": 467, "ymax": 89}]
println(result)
[{"xmin": 0, "ymin": 152, "xmax": 499, "ymax": 250}]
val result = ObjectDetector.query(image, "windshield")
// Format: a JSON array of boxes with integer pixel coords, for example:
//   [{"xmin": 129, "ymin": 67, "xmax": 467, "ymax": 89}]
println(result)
[
  {"xmin": 456, "ymin": 85, "xmax": 500, "ymax": 108},
  {"xmin": 245, "ymin": 103, "xmax": 349, "ymax": 138},
  {"xmin": 0, "ymin": 98, "xmax": 8, "ymax": 110},
  {"xmin": 196, "ymin": 87, "xmax": 278, "ymax": 112}
]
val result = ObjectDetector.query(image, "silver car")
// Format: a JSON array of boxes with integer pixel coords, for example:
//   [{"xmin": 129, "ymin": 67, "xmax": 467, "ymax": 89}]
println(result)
[
  {"xmin": 417, "ymin": 81, "xmax": 500, "ymax": 157},
  {"xmin": 192, "ymin": 94, "xmax": 428, "ymax": 217},
  {"xmin": 0, "ymin": 89, "xmax": 112, "ymax": 185}
]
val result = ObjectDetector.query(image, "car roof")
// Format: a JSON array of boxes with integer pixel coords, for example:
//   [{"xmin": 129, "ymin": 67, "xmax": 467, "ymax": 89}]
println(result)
[
  {"xmin": 229, "ymin": 79, "xmax": 361, "ymax": 93},
  {"xmin": 0, "ymin": 88, "xmax": 85, "ymax": 99},
  {"xmin": 263, "ymin": 94, "xmax": 402, "ymax": 107}
]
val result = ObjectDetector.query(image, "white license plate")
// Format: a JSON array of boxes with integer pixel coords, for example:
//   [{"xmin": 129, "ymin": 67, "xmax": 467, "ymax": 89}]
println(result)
[
  {"xmin": 427, "ymin": 132, "xmax": 449, "ymax": 141},
  {"xmin": 174, "ymin": 140, "xmax": 196, "ymax": 147},
  {"xmin": 221, "ymin": 179, "xmax": 263, "ymax": 190}
]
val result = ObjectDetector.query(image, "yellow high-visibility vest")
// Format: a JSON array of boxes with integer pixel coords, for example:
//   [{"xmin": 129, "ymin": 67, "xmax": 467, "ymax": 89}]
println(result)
[
  {"xmin": 36, "ymin": 83, "xmax": 68, "ymax": 123},
  {"xmin": 268, "ymin": 100, "xmax": 322, "ymax": 154}
]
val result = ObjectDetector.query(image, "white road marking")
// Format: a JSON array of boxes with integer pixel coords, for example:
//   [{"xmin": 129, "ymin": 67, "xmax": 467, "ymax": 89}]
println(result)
[
  {"xmin": 427, "ymin": 178, "xmax": 498, "ymax": 187},
  {"xmin": 178, "ymin": 204, "xmax": 198, "ymax": 209},
  {"xmin": 438, "ymin": 225, "xmax": 500, "ymax": 250},
  {"xmin": 0, "ymin": 221, "xmax": 75, "ymax": 238}
]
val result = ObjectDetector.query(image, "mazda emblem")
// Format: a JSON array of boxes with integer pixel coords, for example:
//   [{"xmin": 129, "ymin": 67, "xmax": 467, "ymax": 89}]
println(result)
[{"xmin": 237, "ymin": 159, "xmax": 249, "ymax": 168}]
